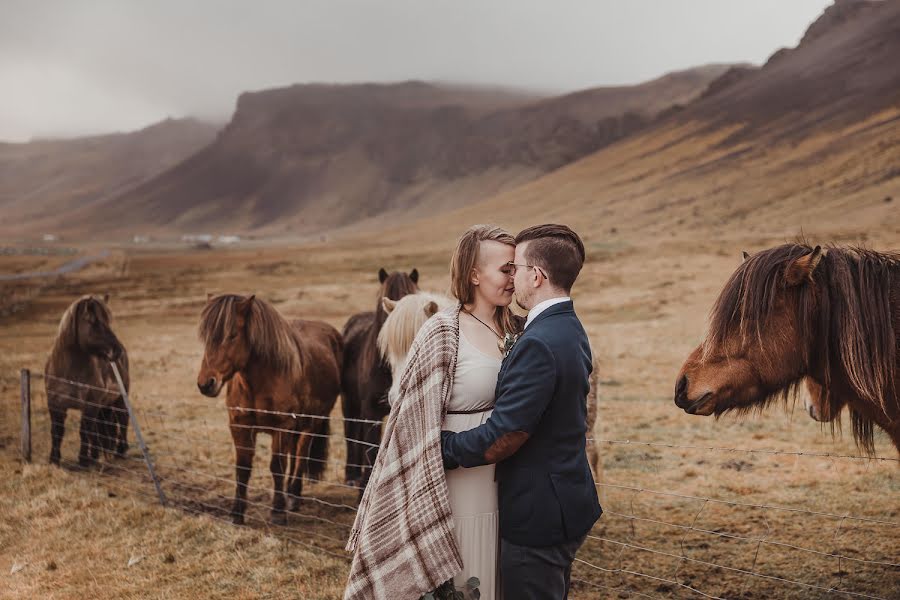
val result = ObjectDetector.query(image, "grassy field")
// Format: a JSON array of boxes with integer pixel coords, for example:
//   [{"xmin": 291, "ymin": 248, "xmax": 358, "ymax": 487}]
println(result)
[{"xmin": 1, "ymin": 232, "xmax": 898, "ymax": 599}]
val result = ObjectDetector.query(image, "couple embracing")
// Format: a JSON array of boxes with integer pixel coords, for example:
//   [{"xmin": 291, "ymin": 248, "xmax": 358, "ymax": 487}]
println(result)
[{"xmin": 345, "ymin": 224, "xmax": 602, "ymax": 600}]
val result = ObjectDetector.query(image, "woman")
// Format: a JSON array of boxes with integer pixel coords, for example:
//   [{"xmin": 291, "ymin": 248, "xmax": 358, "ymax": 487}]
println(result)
[{"xmin": 345, "ymin": 225, "xmax": 519, "ymax": 600}]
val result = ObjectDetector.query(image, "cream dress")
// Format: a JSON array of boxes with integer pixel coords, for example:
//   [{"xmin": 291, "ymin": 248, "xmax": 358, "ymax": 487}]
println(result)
[{"xmin": 444, "ymin": 329, "xmax": 502, "ymax": 600}]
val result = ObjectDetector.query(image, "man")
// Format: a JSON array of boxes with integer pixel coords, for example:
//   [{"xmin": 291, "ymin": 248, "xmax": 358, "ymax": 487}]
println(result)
[{"xmin": 441, "ymin": 224, "xmax": 602, "ymax": 599}]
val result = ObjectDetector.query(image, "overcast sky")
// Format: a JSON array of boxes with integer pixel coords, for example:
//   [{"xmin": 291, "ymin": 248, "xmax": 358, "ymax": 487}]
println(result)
[{"xmin": 0, "ymin": 0, "xmax": 832, "ymax": 142}]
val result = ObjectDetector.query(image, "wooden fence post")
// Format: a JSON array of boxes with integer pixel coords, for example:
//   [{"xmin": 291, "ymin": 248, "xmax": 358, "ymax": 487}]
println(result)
[
  {"xmin": 20, "ymin": 369, "xmax": 31, "ymax": 463},
  {"xmin": 110, "ymin": 362, "xmax": 167, "ymax": 507}
]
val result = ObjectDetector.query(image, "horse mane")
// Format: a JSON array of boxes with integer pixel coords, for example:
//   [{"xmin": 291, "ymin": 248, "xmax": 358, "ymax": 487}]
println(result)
[
  {"xmin": 377, "ymin": 292, "xmax": 454, "ymax": 372},
  {"xmin": 705, "ymin": 242, "xmax": 900, "ymax": 453},
  {"xmin": 199, "ymin": 294, "xmax": 301, "ymax": 377},
  {"xmin": 55, "ymin": 295, "xmax": 111, "ymax": 349}
]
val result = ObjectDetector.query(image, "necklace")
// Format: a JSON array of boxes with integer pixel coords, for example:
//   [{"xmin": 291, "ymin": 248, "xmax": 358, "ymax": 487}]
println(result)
[{"xmin": 461, "ymin": 309, "xmax": 502, "ymax": 339}]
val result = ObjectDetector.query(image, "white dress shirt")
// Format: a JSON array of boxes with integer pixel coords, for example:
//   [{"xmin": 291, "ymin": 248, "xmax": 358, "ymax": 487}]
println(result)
[{"xmin": 524, "ymin": 296, "xmax": 571, "ymax": 330}]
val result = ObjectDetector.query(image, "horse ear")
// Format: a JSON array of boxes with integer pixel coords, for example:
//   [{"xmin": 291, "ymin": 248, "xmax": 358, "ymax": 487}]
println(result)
[
  {"xmin": 742, "ymin": 251, "xmax": 750, "ymax": 262},
  {"xmin": 103, "ymin": 293, "xmax": 110, "ymax": 305},
  {"xmin": 237, "ymin": 295, "xmax": 255, "ymax": 315},
  {"xmin": 410, "ymin": 268, "xmax": 419, "ymax": 284},
  {"xmin": 785, "ymin": 246, "xmax": 826, "ymax": 286},
  {"xmin": 207, "ymin": 292, "xmax": 214, "ymax": 304},
  {"xmin": 424, "ymin": 300, "xmax": 439, "ymax": 317},
  {"xmin": 382, "ymin": 297, "xmax": 397, "ymax": 314},
  {"xmin": 378, "ymin": 268, "xmax": 388, "ymax": 283}
]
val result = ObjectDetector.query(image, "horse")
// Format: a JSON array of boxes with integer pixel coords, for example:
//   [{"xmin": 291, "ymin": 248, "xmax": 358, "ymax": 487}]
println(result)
[
  {"xmin": 674, "ymin": 243, "xmax": 900, "ymax": 455},
  {"xmin": 197, "ymin": 294, "xmax": 342, "ymax": 525},
  {"xmin": 45, "ymin": 295, "xmax": 130, "ymax": 467},
  {"xmin": 378, "ymin": 292, "xmax": 603, "ymax": 479},
  {"xmin": 341, "ymin": 268, "xmax": 418, "ymax": 488}
]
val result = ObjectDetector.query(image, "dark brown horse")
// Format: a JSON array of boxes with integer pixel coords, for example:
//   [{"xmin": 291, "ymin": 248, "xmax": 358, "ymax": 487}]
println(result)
[
  {"xmin": 197, "ymin": 294, "xmax": 342, "ymax": 524},
  {"xmin": 45, "ymin": 295, "xmax": 130, "ymax": 467},
  {"xmin": 675, "ymin": 243, "xmax": 900, "ymax": 455},
  {"xmin": 341, "ymin": 268, "xmax": 418, "ymax": 488}
]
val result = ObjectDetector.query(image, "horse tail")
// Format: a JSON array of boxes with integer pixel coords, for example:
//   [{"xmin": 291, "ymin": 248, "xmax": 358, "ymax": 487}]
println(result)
[{"xmin": 306, "ymin": 417, "xmax": 329, "ymax": 481}]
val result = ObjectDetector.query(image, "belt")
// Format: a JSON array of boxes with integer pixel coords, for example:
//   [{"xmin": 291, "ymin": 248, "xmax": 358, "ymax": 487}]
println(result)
[{"xmin": 446, "ymin": 407, "xmax": 494, "ymax": 415}]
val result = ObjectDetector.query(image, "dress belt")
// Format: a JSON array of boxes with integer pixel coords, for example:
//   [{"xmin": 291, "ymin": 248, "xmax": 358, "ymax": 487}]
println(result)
[{"xmin": 446, "ymin": 407, "xmax": 494, "ymax": 415}]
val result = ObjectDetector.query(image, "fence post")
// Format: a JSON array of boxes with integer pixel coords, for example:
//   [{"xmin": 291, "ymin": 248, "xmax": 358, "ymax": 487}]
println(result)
[
  {"xmin": 110, "ymin": 362, "xmax": 167, "ymax": 507},
  {"xmin": 20, "ymin": 369, "xmax": 31, "ymax": 463}
]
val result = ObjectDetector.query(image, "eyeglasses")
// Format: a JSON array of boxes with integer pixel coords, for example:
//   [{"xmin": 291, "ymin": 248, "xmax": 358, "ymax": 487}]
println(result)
[{"xmin": 504, "ymin": 262, "xmax": 548, "ymax": 279}]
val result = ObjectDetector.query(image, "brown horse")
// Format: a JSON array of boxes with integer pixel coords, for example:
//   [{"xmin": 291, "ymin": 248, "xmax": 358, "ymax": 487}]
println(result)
[
  {"xmin": 197, "ymin": 294, "xmax": 342, "ymax": 524},
  {"xmin": 341, "ymin": 268, "xmax": 418, "ymax": 488},
  {"xmin": 675, "ymin": 243, "xmax": 900, "ymax": 455},
  {"xmin": 45, "ymin": 295, "xmax": 130, "ymax": 467}
]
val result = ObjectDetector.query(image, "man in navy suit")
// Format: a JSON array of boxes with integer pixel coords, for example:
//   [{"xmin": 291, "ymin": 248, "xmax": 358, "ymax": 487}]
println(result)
[{"xmin": 442, "ymin": 224, "xmax": 601, "ymax": 600}]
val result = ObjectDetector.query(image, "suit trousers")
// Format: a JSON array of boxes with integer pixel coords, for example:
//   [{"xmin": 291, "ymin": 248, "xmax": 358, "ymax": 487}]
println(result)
[{"xmin": 500, "ymin": 534, "xmax": 586, "ymax": 600}]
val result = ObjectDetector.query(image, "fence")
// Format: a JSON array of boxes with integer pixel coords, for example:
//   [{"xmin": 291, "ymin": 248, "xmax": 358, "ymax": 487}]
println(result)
[{"xmin": 18, "ymin": 368, "xmax": 900, "ymax": 599}]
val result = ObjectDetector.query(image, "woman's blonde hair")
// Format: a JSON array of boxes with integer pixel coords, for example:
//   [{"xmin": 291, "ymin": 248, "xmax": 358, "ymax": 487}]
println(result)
[{"xmin": 450, "ymin": 224, "xmax": 518, "ymax": 335}]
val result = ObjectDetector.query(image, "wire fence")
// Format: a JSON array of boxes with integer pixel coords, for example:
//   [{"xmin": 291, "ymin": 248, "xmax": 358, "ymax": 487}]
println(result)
[{"xmin": 18, "ymin": 369, "xmax": 900, "ymax": 599}]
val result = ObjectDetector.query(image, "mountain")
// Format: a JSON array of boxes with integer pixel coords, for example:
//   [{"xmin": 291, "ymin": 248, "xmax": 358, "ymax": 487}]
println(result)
[
  {"xmin": 66, "ymin": 68, "xmax": 730, "ymax": 236},
  {"xmin": 362, "ymin": 0, "xmax": 899, "ymax": 249},
  {"xmin": 0, "ymin": 118, "xmax": 220, "ymax": 236}
]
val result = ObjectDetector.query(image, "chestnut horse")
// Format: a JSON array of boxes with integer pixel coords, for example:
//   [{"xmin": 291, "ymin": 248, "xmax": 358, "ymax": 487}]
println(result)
[
  {"xmin": 341, "ymin": 268, "xmax": 418, "ymax": 488},
  {"xmin": 197, "ymin": 294, "xmax": 342, "ymax": 524},
  {"xmin": 675, "ymin": 243, "xmax": 900, "ymax": 455},
  {"xmin": 378, "ymin": 292, "xmax": 603, "ymax": 479},
  {"xmin": 45, "ymin": 295, "xmax": 130, "ymax": 467}
]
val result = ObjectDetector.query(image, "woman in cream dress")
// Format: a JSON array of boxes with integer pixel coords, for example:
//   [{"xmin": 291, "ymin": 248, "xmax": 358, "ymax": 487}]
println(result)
[{"xmin": 443, "ymin": 224, "xmax": 519, "ymax": 600}]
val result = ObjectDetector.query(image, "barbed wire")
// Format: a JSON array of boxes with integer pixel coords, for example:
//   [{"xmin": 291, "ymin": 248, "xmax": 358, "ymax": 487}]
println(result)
[
  {"xmin": 20, "ymin": 370, "xmax": 899, "ymax": 598},
  {"xmin": 585, "ymin": 535, "xmax": 890, "ymax": 600},
  {"xmin": 589, "ymin": 437, "xmax": 900, "ymax": 463},
  {"xmin": 595, "ymin": 481, "xmax": 900, "ymax": 527}
]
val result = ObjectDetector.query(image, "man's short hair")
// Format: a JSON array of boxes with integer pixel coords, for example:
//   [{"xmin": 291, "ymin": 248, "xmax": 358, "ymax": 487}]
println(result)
[{"xmin": 515, "ymin": 224, "xmax": 585, "ymax": 292}]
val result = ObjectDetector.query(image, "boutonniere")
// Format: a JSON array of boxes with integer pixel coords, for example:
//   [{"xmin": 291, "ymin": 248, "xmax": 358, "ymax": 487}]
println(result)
[{"xmin": 498, "ymin": 332, "xmax": 520, "ymax": 357}]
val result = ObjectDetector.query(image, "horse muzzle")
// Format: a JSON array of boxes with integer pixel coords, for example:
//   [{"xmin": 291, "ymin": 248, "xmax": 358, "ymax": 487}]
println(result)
[
  {"xmin": 198, "ymin": 377, "xmax": 223, "ymax": 397},
  {"xmin": 674, "ymin": 375, "xmax": 715, "ymax": 415}
]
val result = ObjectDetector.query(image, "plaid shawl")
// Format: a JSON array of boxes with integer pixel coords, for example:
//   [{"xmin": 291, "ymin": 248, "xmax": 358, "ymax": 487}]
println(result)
[{"xmin": 344, "ymin": 305, "xmax": 463, "ymax": 600}]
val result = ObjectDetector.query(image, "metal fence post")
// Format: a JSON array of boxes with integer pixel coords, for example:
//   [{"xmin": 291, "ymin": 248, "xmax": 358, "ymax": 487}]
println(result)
[
  {"xmin": 110, "ymin": 362, "xmax": 167, "ymax": 507},
  {"xmin": 20, "ymin": 369, "xmax": 31, "ymax": 463}
]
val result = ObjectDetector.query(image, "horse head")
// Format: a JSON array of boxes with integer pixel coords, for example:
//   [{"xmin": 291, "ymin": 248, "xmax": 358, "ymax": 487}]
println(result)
[
  {"xmin": 64, "ymin": 294, "xmax": 124, "ymax": 361},
  {"xmin": 377, "ymin": 292, "xmax": 453, "ymax": 404},
  {"xmin": 197, "ymin": 294, "xmax": 255, "ymax": 397},
  {"xmin": 675, "ymin": 245, "xmax": 826, "ymax": 416}
]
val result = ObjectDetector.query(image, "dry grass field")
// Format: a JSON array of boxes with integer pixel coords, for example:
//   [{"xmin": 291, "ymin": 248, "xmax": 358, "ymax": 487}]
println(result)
[{"xmin": 1, "ymin": 215, "xmax": 898, "ymax": 599}]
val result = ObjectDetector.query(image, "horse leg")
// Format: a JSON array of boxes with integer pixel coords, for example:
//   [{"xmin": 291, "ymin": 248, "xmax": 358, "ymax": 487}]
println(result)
[
  {"xmin": 360, "ymin": 420, "xmax": 383, "ymax": 492},
  {"xmin": 269, "ymin": 431, "xmax": 289, "ymax": 525},
  {"xmin": 114, "ymin": 395, "xmax": 129, "ymax": 457},
  {"xmin": 49, "ymin": 408, "xmax": 66, "ymax": 466},
  {"xmin": 342, "ymin": 389, "xmax": 361, "ymax": 486},
  {"xmin": 344, "ymin": 417, "xmax": 360, "ymax": 486},
  {"xmin": 78, "ymin": 406, "xmax": 99, "ymax": 467},
  {"xmin": 292, "ymin": 432, "xmax": 314, "ymax": 505},
  {"xmin": 285, "ymin": 432, "xmax": 303, "ymax": 512},
  {"xmin": 230, "ymin": 426, "xmax": 255, "ymax": 525}
]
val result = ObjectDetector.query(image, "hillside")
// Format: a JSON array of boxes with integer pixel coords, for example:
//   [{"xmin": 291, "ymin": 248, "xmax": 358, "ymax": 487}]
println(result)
[
  {"xmin": 67, "ymin": 68, "xmax": 729, "ymax": 236},
  {"xmin": 360, "ymin": 0, "xmax": 899, "ymax": 249},
  {"xmin": 0, "ymin": 118, "xmax": 219, "ymax": 237}
]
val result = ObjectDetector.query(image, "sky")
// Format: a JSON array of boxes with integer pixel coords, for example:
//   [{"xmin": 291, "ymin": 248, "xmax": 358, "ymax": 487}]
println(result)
[{"xmin": 0, "ymin": 0, "xmax": 833, "ymax": 142}]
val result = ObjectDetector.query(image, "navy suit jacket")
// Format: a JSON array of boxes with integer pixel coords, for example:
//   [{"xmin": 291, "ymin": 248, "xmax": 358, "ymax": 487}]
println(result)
[{"xmin": 441, "ymin": 300, "xmax": 602, "ymax": 547}]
